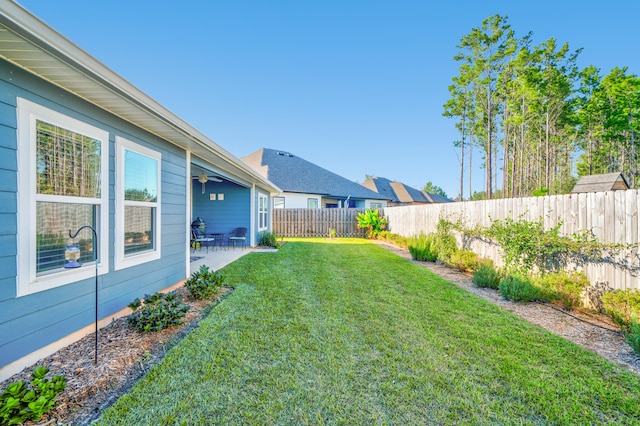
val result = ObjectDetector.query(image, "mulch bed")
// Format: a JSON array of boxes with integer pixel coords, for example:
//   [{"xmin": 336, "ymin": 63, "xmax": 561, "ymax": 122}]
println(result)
[
  {"xmin": 3, "ymin": 240, "xmax": 639, "ymax": 425},
  {"xmin": 1, "ymin": 286, "xmax": 233, "ymax": 425}
]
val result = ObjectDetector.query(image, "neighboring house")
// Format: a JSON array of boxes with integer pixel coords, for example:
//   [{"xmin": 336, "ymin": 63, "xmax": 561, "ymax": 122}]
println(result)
[
  {"xmin": 362, "ymin": 177, "xmax": 453, "ymax": 206},
  {"xmin": 0, "ymin": 2, "xmax": 280, "ymax": 380},
  {"xmin": 571, "ymin": 172, "xmax": 630, "ymax": 194},
  {"xmin": 242, "ymin": 148, "xmax": 391, "ymax": 209}
]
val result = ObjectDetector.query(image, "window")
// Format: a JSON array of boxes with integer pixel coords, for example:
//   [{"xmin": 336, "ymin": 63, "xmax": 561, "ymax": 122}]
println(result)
[
  {"xmin": 370, "ymin": 202, "xmax": 383, "ymax": 210},
  {"xmin": 115, "ymin": 137, "xmax": 161, "ymax": 269},
  {"xmin": 307, "ymin": 198, "xmax": 319, "ymax": 209},
  {"xmin": 258, "ymin": 193, "xmax": 268, "ymax": 230},
  {"xmin": 17, "ymin": 98, "xmax": 109, "ymax": 296},
  {"xmin": 274, "ymin": 196, "xmax": 285, "ymax": 209}
]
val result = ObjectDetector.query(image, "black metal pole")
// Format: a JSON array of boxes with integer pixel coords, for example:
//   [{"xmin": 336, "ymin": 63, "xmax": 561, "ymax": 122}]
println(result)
[{"xmin": 69, "ymin": 225, "xmax": 99, "ymax": 365}]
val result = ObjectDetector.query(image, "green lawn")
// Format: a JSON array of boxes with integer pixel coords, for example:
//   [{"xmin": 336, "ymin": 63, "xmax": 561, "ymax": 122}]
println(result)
[{"xmin": 98, "ymin": 239, "xmax": 640, "ymax": 425}]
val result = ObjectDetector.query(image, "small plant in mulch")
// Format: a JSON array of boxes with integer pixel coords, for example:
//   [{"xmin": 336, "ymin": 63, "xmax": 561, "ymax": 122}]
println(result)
[
  {"xmin": 601, "ymin": 288, "xmax": 640, "ymax": 332},
  {"xmin": 535, "ymin": 271, "xmax": 590, "ymax": 310},
  {"xmin": 0, "ymin": 365, "xmax": 66, "ymax": 426},
  {"xmin": 185, "ymin": 265, "xmax": 224, "ymax": 300},
  {"xmin": 626, "ymin": 321, "xmax": 640, "ymax": 355},
  {"xmin": 446, "ymin": 249, "xmax": 481, "ymax": 273},
  {"xmin": 499, "ymin": 274, "xmax": 541, "ymax": 302},
  {"xmin": 258, "ymin": 231, "xmax": 280, "ymax": 248},
  {"xmin": 127, "ymin": 292, "xmax": 190, "ymax": 332},
  {"xmin": 407, "ymin": 233, "xmax": 438, "ymax": 262},
  {"xmin": 473, "ymin": 262, "xmax": 502, "ymax": 289},
  {"xmin": 356, "ymin": 208, "xmax": 388, "ymax": 239}
]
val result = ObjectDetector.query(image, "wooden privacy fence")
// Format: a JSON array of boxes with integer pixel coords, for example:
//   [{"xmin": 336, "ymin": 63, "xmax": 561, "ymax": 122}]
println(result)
[
  {"xmin": 273, "ymin": 208, "xmax": 366, "ymax": 238},
  {"xmin": 383, "ymin": 190, "xmax": 640, "ymax": 291}
]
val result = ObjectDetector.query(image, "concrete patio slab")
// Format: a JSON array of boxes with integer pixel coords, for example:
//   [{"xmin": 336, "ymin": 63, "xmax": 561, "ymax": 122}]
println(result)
[{"xmin": 189, "ymin": 246, "xmax": 252, "ymax": 273}]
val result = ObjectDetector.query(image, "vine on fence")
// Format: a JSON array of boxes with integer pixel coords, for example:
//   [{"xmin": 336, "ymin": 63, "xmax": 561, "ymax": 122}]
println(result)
[{"xmin": 446, "ymin": 214, "xmax": 638, "ymax": 276}]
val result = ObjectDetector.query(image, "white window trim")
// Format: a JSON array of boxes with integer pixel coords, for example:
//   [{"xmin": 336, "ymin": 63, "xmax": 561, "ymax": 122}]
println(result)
[
  {"xmin": 273, "ymin": 196, "xmax": 285, "ymax": 209},
  {"xmin": 16, "ymin": 98, "xmax": 109, "ymax": 297},
  {"xmin": 307, "ymin": 198, "xmax": 319, "ymax": 209},
  {"xmin": 114, "ymin": 136, "xmax": 161, "ymax": 270},
  {"xmin": 258, "ymin": 193, "xmax": 268, "ymax": 231}
]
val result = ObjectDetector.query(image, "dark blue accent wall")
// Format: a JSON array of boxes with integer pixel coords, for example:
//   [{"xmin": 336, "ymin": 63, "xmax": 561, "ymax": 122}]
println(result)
[
  {"xmin": 191, "ymin": 180, "xmax": 251, "ymax": 240},
  {"xmin": 0, "ymin": 60, "xmax": 189, "ymax": 369}
]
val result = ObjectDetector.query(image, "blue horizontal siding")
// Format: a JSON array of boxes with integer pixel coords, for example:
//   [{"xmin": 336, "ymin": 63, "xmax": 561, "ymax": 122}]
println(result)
[
  {"xmin": 0, "ymin": 59, "xmax": 194, "ymax": 369},
  {"xmin": 191, "ymin": 180, "xmax": 251, "ymax": 235},
  {"xmin": 0, "ymin": 103, "xmax": 16, "ymax": 131},
  {"xmin": 0, "ymin": 169, "xmax": 17, "ymax": 192},
  {"xmin": 0, "ymin": 148, "xmax": 16, "ymax": 172},
  {"xmin": 0, "ymin": 191, "xmax": 16, "ymax": 214}
]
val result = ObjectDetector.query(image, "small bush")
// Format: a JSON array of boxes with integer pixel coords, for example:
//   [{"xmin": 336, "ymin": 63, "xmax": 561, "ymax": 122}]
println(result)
[
  {"xmin": 127, "ymin": 292, "xmax": 190, "ymax": 332},
  {"xmin": 407, "ymin": 233, "xmax": 437, "ymax": 262},
  {"xmin": 185, "ymin": 265, "xmax": 224, "ymax": 300},
  {"xmin": 536, "ymin": 271, "xmax": 590, "ymax": 309},
  {"xmin": 627, "ymin": 321, "xmax": 640, "ymax": 355},
  {"xmin": 473, "ymin": 262, "xmax": 502, "ymax": 289},
  {"xmin": 432, "ymin": 220, "xmax": 458, "ymax": 263},
  {"xmin": 447, "ymin": 250, "xmax": 480, "ymax": 273},
  {"xmin": 499, "ymin": 275, "xmax": 541, "ymax": 302},
  {"xmin": 258, "ymin": 231, "xmax": 280, "ymax": 248},
  {"xmin": 601, "ymin": 289, "xmax": 640, "ymax": 331},
  {"xmin": 0, "ymin": 366, "xmax": 66, "ymax": 425},
  {"xmin": 356, "ymin": 209, "xmax": 388, "ymax": 239},
  {"xmin": 378, "ymin": 231, "xmax": 408, "ymax": 249}
]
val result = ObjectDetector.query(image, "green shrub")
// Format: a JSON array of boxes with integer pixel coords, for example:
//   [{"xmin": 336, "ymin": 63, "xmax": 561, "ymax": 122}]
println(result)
[
  {"xmin": 432, "ymin": 219, "xmax": 458, "ymax": 263},
  {"xmin": 356, "ymin": 209, "xmax": 388, "ymax": 239},
  {"xmin": 127, "ymin": 292, "xmax": 190, "ymax": 332},
  {"xmin": 626, "ymin": 321, "xmax": 640, "ymax": 355},
  {"xmin": 0, "ymin": 366, "xmax": 66, "ymax": 425},
  {"xmin": 185, "ymin": 265, "xmax": 224, "ymax": 300},
  {"xmin": 447, "ymin": 250, "xmax": 480, "ymax": 273},
  {"xmin": 407, "ymin": 233, "xmax": 437, "ymax": 262},
  {"xmin": 536, "ymin": 271, "xmax": 590, "ymax": 309},
  {"xmin": 601, "ymin": 289, "xmax": 640, "ymax": 331},
  {"xmin": 499, "ymin": 275, "xmax": 541, "ymax": 302},
  {"xmin": 378, "ymin": 231, "xmax": 408, "ymax": 248},
  {"xmin": 258, "ymin": 231, "xmax": 280, "ymax": 248},
  {"xmin": 473, "ymin": 262, "xmax": 502, "ymax": 289}
]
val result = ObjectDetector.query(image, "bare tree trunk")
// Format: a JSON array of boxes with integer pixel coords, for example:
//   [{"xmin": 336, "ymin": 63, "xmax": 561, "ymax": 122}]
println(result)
[
  {"xmin": 469, "ymin": 132, "xmax": 473, "ymax": 200},
  {"xmin": 486, "ymin": 88, "xmax": 493, "ymax": 199}
]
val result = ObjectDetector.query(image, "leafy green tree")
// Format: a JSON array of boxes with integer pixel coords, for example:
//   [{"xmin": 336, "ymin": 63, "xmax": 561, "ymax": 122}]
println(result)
[
  {"xmin": 423, "ymin": 181, "xmax": 448, "ymax": 198},
  {"xmin": 454, "ymin": 14, "xmax": 517, "ymax": 199},
  {"xmin": 444, "ymin": 63, "xmax": 475, "ymax": 200},
  {"xmin": 575, "ymin": 67, "xmax": 640, "ymax": 186}
]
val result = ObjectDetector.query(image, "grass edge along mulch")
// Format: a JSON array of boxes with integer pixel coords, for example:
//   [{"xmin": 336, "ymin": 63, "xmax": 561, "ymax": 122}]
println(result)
[{"xmin": 97, "ymin": 239, "xmax": 640, "ymax": 425}]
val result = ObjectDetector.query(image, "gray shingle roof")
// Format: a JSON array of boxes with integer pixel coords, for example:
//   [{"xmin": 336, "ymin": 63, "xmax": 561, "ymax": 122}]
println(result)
[
  {"xmin": 241, "ymin": 149, "xmax": 391, "ymax": 201},
  {"xmin": 363, "ymin": 177, "xmax": 453, "ymax": 203}
]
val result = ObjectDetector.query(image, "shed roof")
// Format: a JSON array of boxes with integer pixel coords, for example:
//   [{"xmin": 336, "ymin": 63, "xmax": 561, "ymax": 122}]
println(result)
[
  {"xmin": 0, "ymin": 1, "xmax": 279, "ymax": 193},
  {"xmin": 571, "ymin": 172, "xmax": 629, "ymax": 193},
  {"xmin": 241, "ymin": 149, "xmax": 391, "ymax": 201}
]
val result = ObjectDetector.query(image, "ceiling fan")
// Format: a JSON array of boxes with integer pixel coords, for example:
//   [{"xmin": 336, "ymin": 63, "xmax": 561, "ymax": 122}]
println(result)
[{"xmin": 194, "ymin": 173, "xmax": 222, "ymax": 193}]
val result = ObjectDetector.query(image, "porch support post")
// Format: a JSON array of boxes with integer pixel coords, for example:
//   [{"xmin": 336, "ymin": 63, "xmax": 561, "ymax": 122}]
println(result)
[
  {"xmin": 186, "ymin": 151, "xmax": 192, "ymax": 277},
  {"xmin": 250, "ymin": 183, "xmax": 256, "ymax": 247}
]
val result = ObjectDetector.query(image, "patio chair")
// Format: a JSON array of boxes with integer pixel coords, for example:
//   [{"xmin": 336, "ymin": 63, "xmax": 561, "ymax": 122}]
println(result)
[
  {"xmin": 191, "ymin": 227, "xmax": 216, "ymax": 252},
  {"xmin": 228, "ymin": 227, "xmax": 247, "ymax": 249}
]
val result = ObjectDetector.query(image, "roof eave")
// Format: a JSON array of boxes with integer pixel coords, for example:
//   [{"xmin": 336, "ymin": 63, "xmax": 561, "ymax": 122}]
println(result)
[{"xmin": 0, "ymin": 1, "xmax": 281, "ymax": 194}]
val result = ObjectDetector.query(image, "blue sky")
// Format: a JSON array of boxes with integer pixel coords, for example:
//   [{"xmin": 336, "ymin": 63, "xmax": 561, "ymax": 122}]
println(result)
[{"xmin": 17, "ymin": 1, "xmax": 640, "ymax": 199}]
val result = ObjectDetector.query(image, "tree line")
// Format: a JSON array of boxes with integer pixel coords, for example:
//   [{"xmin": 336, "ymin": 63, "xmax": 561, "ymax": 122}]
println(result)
[{"xmin": 444, "ymin": 15, "xmax": 639, "ymax": 200}]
